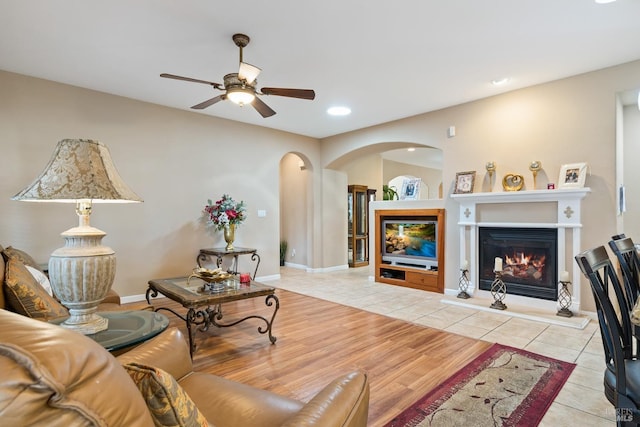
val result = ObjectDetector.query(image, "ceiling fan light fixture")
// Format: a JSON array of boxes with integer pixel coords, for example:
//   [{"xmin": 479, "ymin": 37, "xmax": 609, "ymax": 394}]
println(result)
[
  {"xmin": 239, "ymin": 62, "xmax": 261, "ymax": 84},
  {"xmin": 227, "ymin": 88, "xmax": 255, "ymax": 106}
]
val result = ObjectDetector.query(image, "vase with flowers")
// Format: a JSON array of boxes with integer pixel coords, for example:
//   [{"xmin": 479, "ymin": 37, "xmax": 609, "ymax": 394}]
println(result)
[{"xmin": 203, "ymin": 194, "xmax": 246, "ymax": 251}]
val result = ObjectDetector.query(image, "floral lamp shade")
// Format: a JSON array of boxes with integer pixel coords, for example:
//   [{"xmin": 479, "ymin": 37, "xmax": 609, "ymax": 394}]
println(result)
[{"xmin": 12, "ymin": 139, "xmax": 142, "ymax": 203}]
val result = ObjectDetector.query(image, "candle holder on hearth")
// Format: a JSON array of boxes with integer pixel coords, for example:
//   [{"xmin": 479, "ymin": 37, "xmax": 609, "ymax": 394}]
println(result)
[
  {"xmin": 457, "ymin": 268, "xmax": 471, "ymax": 299},
  {"xmin": 490, "ymin": 271, "xmax": 507, "ymax": 310},
  {"xmin": 557, "ymin": 280, "xmax": 573, "ymax": 317}
]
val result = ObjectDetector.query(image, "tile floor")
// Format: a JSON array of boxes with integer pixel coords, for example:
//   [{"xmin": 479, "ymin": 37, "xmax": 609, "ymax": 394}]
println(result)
[{"xmin": 267, "ymin": 266, "xmax": 615, "ymax": 426}]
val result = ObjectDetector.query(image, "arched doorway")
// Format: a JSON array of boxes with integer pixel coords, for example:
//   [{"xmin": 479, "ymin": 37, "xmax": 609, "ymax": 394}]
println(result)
[{"xmin": 279, "ymin": 152, "xmax": 312, "ymax": 268}]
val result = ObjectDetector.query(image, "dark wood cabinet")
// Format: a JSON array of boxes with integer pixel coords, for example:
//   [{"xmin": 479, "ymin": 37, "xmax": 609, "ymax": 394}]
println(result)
[{"xmin": 347, "ymin": 185, "xmax": 375, "ymax": 267}]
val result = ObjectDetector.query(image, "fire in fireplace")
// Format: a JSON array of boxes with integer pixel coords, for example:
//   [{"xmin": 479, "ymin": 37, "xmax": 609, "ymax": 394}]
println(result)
[{"xmin": 478, "ymin": 227, "xmax": 558, "ymax": 301}]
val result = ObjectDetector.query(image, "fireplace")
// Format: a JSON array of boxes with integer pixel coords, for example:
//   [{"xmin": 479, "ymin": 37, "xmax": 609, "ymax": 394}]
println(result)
[
  {"xmin": 452, "ymin": 189, "xmax": 589, "ymax": 313},
  {"xmin": 479, "ymin": 227, "xmax": 558, "ymax": 301}
]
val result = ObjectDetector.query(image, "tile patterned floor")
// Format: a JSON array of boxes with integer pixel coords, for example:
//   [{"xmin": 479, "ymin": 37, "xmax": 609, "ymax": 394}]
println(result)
[{"xmin": 267, "ymin": 266, "xmax": 615, "ymax": 426}]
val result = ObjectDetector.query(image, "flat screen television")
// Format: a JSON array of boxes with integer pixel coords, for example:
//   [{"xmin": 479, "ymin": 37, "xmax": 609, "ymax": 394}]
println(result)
[{"xmin": 382, "ymin": 219, "xmax": 438, "ymax": 269}]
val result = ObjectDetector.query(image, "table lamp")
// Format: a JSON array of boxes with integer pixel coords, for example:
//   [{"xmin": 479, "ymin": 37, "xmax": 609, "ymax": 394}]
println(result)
[{"xmin": 12, "ymin": 139, "xmax": 142, "ymax": 334}]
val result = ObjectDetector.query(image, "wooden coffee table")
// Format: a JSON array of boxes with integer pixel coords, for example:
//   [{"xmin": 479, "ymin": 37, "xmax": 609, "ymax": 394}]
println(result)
[{"xmin": 146, "ymin": 276, "xmax": 278, "ymax": 357}]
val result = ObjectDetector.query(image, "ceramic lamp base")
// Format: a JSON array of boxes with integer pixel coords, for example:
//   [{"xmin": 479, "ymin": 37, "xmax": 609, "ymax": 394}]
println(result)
[
  {"xmin": 48, "ymin": 223, "xmax": 116, "ymax": 335},
  {"xmin": 59, "ymin": 309, "xmax": 109, "ymax": 334}
]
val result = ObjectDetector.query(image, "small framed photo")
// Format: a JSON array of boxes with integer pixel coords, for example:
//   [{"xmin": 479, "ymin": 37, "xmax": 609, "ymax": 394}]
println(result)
[
  {"xmin": 454, "ymin": 171, "xmax": 476, "ymax": 194},
  {"xmin": 558, "ymin": 163, "xmax": 588, "ymax": 189},
  {"xmin": 400, "ymin": 178, "xmax": 421, "ymax": 200}
]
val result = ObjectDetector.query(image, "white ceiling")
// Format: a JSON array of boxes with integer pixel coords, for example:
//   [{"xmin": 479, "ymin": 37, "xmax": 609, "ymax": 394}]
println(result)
[{"xmin": 2, "ymin": 0, "xmax": 640, "ymax": 139}]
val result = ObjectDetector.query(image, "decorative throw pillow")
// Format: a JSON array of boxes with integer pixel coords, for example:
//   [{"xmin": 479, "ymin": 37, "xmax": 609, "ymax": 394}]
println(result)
[
  {"xmin": 25, "ymin": 265, "xmax": 53, "ymax": 296},
  {"xmin": 2, "ymin": 246, "xmax": 44, "ymax": 272},
  {"xmin": 124, "ymin": 362, "xmax": 208, "ymax": 427},
  {"xmin": 3, "ymin": 258, "xmax": 68, "ymax": 320}
]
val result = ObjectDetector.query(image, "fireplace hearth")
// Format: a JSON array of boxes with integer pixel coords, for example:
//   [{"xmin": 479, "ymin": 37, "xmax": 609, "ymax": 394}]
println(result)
[{"xmin": 479, "ymin": 227, "xmax": 558, "ymax": 301}]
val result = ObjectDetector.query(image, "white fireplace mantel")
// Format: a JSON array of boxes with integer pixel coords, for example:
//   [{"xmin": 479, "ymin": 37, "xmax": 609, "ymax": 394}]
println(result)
[{"xmin": 451, "ymin": 188, "xmax": 590, "ymax": 312}]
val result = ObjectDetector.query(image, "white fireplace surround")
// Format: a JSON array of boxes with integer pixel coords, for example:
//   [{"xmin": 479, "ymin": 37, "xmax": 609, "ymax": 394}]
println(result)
[{"xmin": 451, "ymin": 188, "xmax": 590, "ymax": 313}]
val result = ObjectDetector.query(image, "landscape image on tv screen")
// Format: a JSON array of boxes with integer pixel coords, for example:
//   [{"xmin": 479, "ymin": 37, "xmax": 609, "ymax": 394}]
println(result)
[{"xmin": 384, "ymin": 222, "xmax": 436, "ymax": 258}]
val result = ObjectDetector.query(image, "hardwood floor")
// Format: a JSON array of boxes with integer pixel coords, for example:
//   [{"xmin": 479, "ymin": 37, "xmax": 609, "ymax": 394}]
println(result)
[{"xmin": 152, "ymin": 288, "xmax": 492, "ymax": 426}]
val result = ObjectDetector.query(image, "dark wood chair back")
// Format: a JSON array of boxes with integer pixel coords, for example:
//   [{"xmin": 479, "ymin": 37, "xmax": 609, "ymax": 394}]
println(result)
[
  {"xmin": 609, "ymin": 237, "xmax": 640, "ymax": 312},
  {"xmin": 576, "ymin": 246, "xmax": 640, "ymax": 422}
]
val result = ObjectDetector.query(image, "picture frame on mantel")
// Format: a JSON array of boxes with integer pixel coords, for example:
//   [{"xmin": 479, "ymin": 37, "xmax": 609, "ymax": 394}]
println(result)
[
  {"xmin": 454, "ymin": 171, "xmax": 476, "ymax": 194},
  {"xmin": 558, "ymin": 163, "xmax": 588, "ymax": 189}
]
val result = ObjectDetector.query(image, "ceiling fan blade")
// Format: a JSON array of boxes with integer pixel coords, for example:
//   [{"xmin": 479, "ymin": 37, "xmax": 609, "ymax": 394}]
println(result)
[
  {"xmin": 252, "ymin": 96, "xmax": 276, "ymax": 118},
  {"xmin": 261, "ymin": 87, "xmax": 315, "ymax": 100},
  {"xmin": 160, "ymin": 73, "xmax": 222, "ymax": 89},
  {"xmin": 191, "ymin": 95, "xmax": 225, "ymax": 110},
  {"xmin": 238, "ymin": 62, "xmax": 261, "ymax": 84}
]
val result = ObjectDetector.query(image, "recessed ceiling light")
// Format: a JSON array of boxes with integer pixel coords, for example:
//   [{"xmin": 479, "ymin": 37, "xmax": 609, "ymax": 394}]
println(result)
[
  {"xmin": 595, "ymin": 0, "xmax": 616, "ymax": 4},
  {"xmin": 327, "ymin": 106, "xmax": 351, "ymax": 116},
  {"xmin": 491, "ymin": 77, "xmax": 511, "ymax": 86},
  {"xmin": 407, "ymin": 148, "xmax": 416, "ymax": 152}
]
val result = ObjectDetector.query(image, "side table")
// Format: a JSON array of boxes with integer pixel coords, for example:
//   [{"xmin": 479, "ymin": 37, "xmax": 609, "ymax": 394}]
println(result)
[
  {"xmin": 52, "ymin": 310, "xmax": 169, "ymax": 353},
  {"xmin": 197, "ymin": 247, "xmax": 260, "ymax": 279}
]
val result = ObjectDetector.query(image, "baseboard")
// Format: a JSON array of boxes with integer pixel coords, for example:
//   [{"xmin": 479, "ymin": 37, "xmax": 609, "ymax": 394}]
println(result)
[
  {"xmin": 121, "ymin": 293, "xmax": 157, "ymax": 304},
  {"xmin": 256, "ymin": 274, "xmax": 281, "ymax": 282},
  {"xmin": 284, "ymin": 263, "xmax": 349, "ymax": 273}
]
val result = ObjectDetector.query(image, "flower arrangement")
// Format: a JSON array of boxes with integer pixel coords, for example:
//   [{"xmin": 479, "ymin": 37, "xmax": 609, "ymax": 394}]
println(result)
[{"xmin": 203, "ymin": 194, "xmax": 246, "ymax": 230}]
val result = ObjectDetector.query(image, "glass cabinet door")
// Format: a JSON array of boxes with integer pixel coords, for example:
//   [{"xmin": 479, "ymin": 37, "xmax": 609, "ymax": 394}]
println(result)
[
  {"xmin": 347, "ymin": 192, "xmax": 353, "ymax": 265},
  {"xmin": 354, "ymin": 238, "xmax": 366, "ymax": 264},
  {"xmin": 347, "ymin": 193, "xmax": 353, "ymax": 236},
  {"xmin": 347, "ymin": 185, "xmax": 372, "ymax": 267},
  {"xmin": 355, "ymin": 190, "xmax": 367, "ymax": 236}
]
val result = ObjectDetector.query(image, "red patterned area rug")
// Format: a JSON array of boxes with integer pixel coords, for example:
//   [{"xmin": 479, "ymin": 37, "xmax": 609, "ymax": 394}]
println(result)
[{"xmin": 385, "ymin": 343, "xmax": 576, "ymax": 427}]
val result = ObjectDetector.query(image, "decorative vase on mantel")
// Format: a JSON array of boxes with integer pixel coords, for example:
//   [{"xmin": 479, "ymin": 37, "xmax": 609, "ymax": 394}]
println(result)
[{"xmin": 224, "ymin": 224, "xmax": 236, "ymax": 251}]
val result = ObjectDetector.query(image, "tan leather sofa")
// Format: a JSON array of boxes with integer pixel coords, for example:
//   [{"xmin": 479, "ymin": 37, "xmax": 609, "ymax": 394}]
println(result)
[{"xmin": 0, "ymin": 309, "xmax": 370, "ymax": 426}]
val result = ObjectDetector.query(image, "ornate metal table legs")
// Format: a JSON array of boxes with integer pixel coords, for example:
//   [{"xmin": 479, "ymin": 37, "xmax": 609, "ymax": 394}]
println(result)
[
  {"xmin": 203, "ymin": 293, "xmax": 278, "ymax": 341},
  {"xmin": 196, "ymin": 251, "xmax": 261, "ymax": 279},
  {"xmin": 147, "ymin": 288, "xmax": 278, "ymax": 358}
]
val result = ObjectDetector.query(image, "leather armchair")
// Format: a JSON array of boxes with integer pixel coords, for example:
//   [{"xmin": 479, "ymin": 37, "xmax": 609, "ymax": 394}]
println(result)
[{"xmin": 0, "ymin": 309, "xmax": 370, "ymax": 426}]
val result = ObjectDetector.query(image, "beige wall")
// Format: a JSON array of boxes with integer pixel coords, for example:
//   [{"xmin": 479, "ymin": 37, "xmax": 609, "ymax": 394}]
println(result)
[
  {"xmin": 325, "ymin": 59, "xmax": 640, "ymax": 312},
  {"xmin": 280, "ymin": 153, "xmax": 309, "ymax": 266},
  {"xmin": 623, "ymin": 104, "xmax": 640, "ymax": 238},
  {"xmin": 344, "ymin": 153, "xmax": 383, "ymax": 195},
  {"xmin": 4, "ymin": 58, "xmax": 640, "ymax": 312},
  {"xmin": 320, "ymin": 168, "xmax": 349, "ymax": 270},
  {"xmin": 0, "ymin": 70, "xmax": 320, "ymax": 298}
]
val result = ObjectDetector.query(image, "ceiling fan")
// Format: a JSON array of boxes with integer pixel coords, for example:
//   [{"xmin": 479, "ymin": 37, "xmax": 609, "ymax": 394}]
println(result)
[{"xmin": 160, "ymin": 33, "xmax": 315, "ymax": 118}]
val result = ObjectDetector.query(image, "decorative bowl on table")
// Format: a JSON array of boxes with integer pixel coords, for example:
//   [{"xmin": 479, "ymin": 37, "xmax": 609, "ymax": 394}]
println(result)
[{"xmin": 188, "ymin": 267, "xmax": 234, "ymax": 292}]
